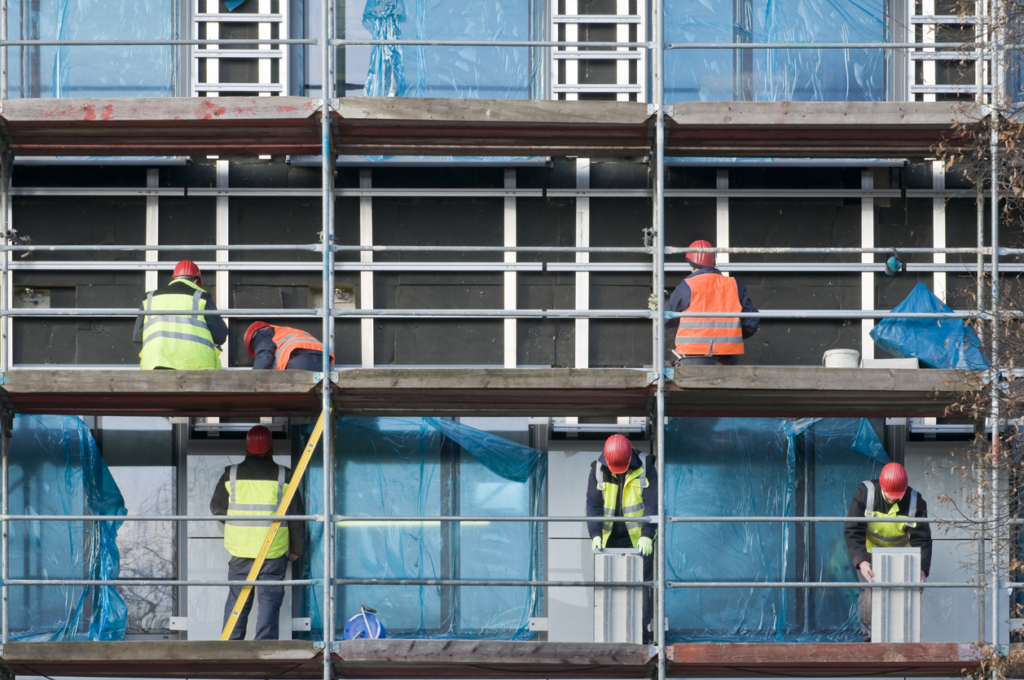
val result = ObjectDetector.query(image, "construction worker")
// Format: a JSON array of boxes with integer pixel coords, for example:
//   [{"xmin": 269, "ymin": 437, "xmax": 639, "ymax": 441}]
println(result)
[
  {"xmin": 133, "ymin": 260, "xmax": 227, "ymax": 370},
  {"xmin": 844, "ymin": 462, "xmax": 932, "ymax": 642},
  {"xmin": 243, "ymin": 322, "xmax": 334, "ymax": 370},
  {"xmin": 659, "ymin": 240, "xmax": 759, "ymax": 365},
  {"xmin": 586, "ymin": 434, "xmax": 658, "ymax": 643},
  {"xmin": 210, "ymin": 425, "xmax": 305, "ymax": 640}
]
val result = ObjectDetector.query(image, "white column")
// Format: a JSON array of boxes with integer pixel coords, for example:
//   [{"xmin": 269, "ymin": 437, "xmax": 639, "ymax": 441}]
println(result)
[
  {"xmin": 204, "ymin": 0, "xmax": 219, "ymax": 98},
  {"xmin": 862, "ymin": 169, "xmax": 875, "ymax": 361},
  {"xmin": 145, "ymin": 169, "xmax": 159, "ymax": 292},
  {"xmin": 932, "ymin": 161, "xmax": 947, "ymax": 302},
  {"xmin": 615, "ymin": 0, "xmax": 629, "ymax": 102},
  {"xmin": 575, "ymin": 158, "xmax": 590, "ymax": 369},
  {"xmin": 504, "ymin": 169, "xmax": 517, "ymax": 368},
  {"xmin": 359, "ymin": 169, "xmax": 374, "ymax": 368},
  {"xmin": 716, "ymin": 169, "xmax": 729, "ymax": 275},
  {"xmin": 258, "ymin": 0, "xmax": 272, "ymax": 94},
  {"xmin": 216, "ymin": 160, "xmax": 229, "ymax": 369},
  {"xmin": 564, "ymin": 0, "xmax": 578, "ymax": 101},
  {"xmin": 922, "ymin": 0, "xmax": 936, "ymax": 102}
]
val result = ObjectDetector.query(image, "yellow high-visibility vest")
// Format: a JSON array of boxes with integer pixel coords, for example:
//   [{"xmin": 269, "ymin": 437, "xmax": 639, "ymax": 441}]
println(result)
[
  {"xmin": 139, "ymin": 279, "xmax": 220, "ymax": 370},
  {"xmin": 223, "ymin": 464, "xmax": 291, "ymax": 559},
  {"xmin": 862, "ymin": 480, "xmax": 919, "ymax": 552},
  {"xmin": 595, "ymin": 453, "xmax": 652, "ymax": 548}
]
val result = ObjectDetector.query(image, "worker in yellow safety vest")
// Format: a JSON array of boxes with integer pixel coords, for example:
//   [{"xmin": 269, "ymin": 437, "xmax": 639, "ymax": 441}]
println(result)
[
  {"xmin": 844, "ymin": 462, "xmax": 932, "ymax": 641},
  {"xmin": 210, "ymin": 426, "xmax": 305, "ymax": 640},
  {"xmin": 585, "ymin": 434, "xmax": 658, "ymax": 644},
  {"xmin": 133, "ymin": 260, "xmax": 226, "ymax": 369}
]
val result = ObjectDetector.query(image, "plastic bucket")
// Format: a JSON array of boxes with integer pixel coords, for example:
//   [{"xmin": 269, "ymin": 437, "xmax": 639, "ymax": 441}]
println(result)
[{"xmin": 822, "ymin": 349, "xmax": 860, "ymax": 368}]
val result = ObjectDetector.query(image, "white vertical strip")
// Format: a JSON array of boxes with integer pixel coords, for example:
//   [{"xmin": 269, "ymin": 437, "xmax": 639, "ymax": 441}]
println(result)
[
  {"xmin": 145, "ymin": 169, "xmax": 160, "ymax": 292},
  {"xmin": 258, "ymin": 0, "xmax": 272, "ymax": 94},
  {"xmin": 921, "ymin": 0, "xmax": 935, "ymax": 102},
  {"xmin": 615, "ymin": 0, "xmax": 629, "ymax": 102},
  {"xmin": 932, "ymin": 161, "xmax": 947, "ymax": 302},
  {"xmin": 204, "ymin": 0, "xmax": 219, "ymax": 98},
  {"xmin": 861, "ymin": 169, "xmax": 875, "ymax": 361},
  {"xmin": 215, "ymin": 160, "xmax": 230, "ymax": 369},
  {"xmin": 4, "ymin": 181, "xmax": 11, "ymax": 369},
  {"xmin": 504, "ymin": 169, "xmax": 517, "ymax": 369},
  {"xmin": 565, "ymin": 0, "xmax": 578, "ymax": 101},
  {"xmin": 575, "ymin": 158, "xmax": 590, "ymax": 369},
  {"xmin": 716, "ymin": 169, "xmax": 729, "ymax": 275},
  {"xmin": 360, "ymin": 169, "xmax": 374, "ymax": 368},
  {"xmin": 638, "ymin": 0, "xmax": 647, "ymax": 102}
]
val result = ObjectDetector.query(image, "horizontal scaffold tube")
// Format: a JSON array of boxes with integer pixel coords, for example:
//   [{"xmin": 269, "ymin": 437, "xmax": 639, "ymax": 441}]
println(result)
[
  {"xmin": 332, "ymin": 579, "xmax": 653, "ymax": 587},
  {"xmin": 6, "ymin": 579, "xmax": 318, "ymax": 587},
  {"xmin": 667, "ymin": 582, "xmax": 999, "ymax": 589},
  {"xmin": 1, "ymin": 245, "xmax": 998, "ymax": 254}
]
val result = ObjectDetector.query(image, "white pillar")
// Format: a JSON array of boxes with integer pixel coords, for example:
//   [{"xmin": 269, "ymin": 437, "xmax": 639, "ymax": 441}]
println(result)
[
  {"xmin": 215, "ymin": 160, "xmax": 229, "ymax": 368},
  {"xmin": 932, "ymin": 161, "xmax": 947, "ymax": 302},
  {"xmin": 359, "ymin": 169, "xmax": 374, "ymax": 368},
  {"xmin": 716, "ymin": 169, "xmax": 729, "ymax": 275},
  {"xmin": 145, "ymin": 168, "xmax": 160, "ymax": 292},
  {"xmin": 575, "ymin": 158, "xmax": 590, "ymax": 368},
  {"xmin": 504, "ymin": 169, "xmax": 517, "ymax": 368},
  {"xmin": 861, "ymin": 169, "xmax": 875, "ymax": 361}
]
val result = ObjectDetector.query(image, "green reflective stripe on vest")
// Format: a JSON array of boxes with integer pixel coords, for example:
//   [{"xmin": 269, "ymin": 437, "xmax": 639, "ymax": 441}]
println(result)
[
  {"xmin": 862, "ymin": 480, "xmax": 918, "ymax": 553},
  {"xmin": 223, "ymin": 464, "xmax": 291, "ymax": 559},
  {"xmin": 140, "ymin": 282, "xmax": 220, "ymax": 370},
  {"xmin": 597, "ymin": 452, "xmax": 652, "ymax": 549}
]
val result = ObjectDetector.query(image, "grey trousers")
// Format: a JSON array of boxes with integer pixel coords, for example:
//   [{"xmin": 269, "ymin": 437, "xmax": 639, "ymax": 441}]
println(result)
[
  {"xmin": 223, "ymin": 555, "xmax": 289, "ymax": 640},
  {"xmin": 857, "ymin": 570, "xmax": 872, "ymax": 641}
]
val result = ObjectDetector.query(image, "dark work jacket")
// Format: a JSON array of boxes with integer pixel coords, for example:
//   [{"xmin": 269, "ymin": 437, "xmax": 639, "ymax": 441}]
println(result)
[
  {"xmin": 664, "ymin": 267, "xmax": 760, "ymax": 338},
  {"xmin": 844, "ymin": 480, "xmax": 932, "ymax": 575},
  {"xmin": 585, "ymin": 450, "xmax": 658, "ymax": 541},
  {"xmin": 132, "ymin": 279, "xmax": 229, "ymax": 346},
  {"xmin": 251, "ymin": 327, "xmax": 324, "ymax": 371},
  {"xmin": 210, "ymin": 454, "xmax": 306, "ymax": 557}
]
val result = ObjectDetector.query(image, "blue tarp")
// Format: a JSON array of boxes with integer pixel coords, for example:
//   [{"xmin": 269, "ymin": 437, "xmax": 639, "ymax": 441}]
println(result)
[
  {"xmin": 8, "ymin": 415, "xmax": 127, "ymax": 641},
  {"xmin": 665, "ymin": 417, "xmax": 888, "ymax": 642},
  {"xmin": 303, "ymin": 417, "xmax": 544, "ymax": 639},
  {"xmin": 870, "ymin": 282, "xmax": 988, "ymax": 370}
]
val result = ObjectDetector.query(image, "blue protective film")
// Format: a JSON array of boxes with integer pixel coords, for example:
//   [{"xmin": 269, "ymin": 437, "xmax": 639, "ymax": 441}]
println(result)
[
  {"xmin": 8, "ymin": 415, "xmax": 127, "ymax": 641},
  {"xmin": 303, "ymin": 417, "xmax": 544, "ymax": 639},
  {"xmin": 665, "ymin": 417, "xmax": 888, "ymax": 642},
  {"xmin": 870, "ymin": 282, "xmax": 988, "ymax": 370},
  {"xmin": 7, "ymin": 0, "xmax": 175, "ymax": 98},
  {"xmin": 665, "ymin": 0, "xmax": 886, "ymax": 102}
]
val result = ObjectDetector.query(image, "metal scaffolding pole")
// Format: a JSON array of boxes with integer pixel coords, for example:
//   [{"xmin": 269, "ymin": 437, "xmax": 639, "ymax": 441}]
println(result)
[
  {"xmin": 976, "ymin": 0, "xmax": 988, "ymax": 645},
  {"xmin": 989, "ymin": 0, "xmax": 1003, "ymax": 662},
  {"xmin": 652, "ymin": 0, "xmax": 667, "ymax": 674}
]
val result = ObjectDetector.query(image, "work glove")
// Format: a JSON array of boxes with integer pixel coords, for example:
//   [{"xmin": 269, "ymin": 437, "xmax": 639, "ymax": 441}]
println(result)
[
  {"xmin": 637, "ymin": 536, "xmax": 653, "ymax": 557},
  {"xmin": 592, "ymin": 536, "xmax": 602, "ymax": 552},
  {"xmin": 647, "ymin": 293, "xmax": 661, "ymax": 311}
]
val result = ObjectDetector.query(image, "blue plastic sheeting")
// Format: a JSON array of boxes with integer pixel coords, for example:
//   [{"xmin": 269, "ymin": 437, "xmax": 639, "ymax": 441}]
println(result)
[
  {"xmin": 7, "ymin": 0, "xmax": 175, "ymax": 98},
  {"xmin": 358, "ymin": 0, "xmax": 533, "ymax": 100},
  {"xmin": 664, "ymin": 0, "xmax": 886, "ymax": 102},
  {"xmin": 303, "ymin": 417, "xmax": 544, "ymax": 639},
  {"xmin": 870, "ymin": 282, "xmax": 988, "ymax": 370},
  {"xmin": 665, "ymin": 417, "xmax": 889, "ymax": 642},
  {"xmin": 8, "ymin": 415, "xmax": 127, "ymax": 641}
]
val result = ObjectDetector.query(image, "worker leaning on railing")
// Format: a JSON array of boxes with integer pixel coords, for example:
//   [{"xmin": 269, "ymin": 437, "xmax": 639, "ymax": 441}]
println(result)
[{"xmin": 843, "ymin": 462, "xmax": 932, "ymax": 642}]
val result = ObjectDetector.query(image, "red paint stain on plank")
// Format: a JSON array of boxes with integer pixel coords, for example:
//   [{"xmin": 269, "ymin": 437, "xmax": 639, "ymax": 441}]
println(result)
[
  {"xmin": 199, "ymin": 100, "xmax": 229, "ymax": 119},
  {"xmin": 100, "ymin": 105, "xmax": 114, "ymax": 121},
  {"xmin": 83, "ymin": 105, "xmax": 96, "ymax": 121}
]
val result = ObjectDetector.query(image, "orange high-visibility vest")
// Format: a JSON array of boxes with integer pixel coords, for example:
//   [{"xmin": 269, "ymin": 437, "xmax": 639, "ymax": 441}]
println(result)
[
  {"xmin": 675, "ymin": 273, "xmax": 744, "ymax": 356},
  {"xmin": 268, "ymin": 325, "xmax": 334, "ymax": 370}
]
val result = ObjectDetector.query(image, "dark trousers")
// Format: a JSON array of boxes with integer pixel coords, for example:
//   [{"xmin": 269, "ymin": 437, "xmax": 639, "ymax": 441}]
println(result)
[
  {"xmin": 223, "ymin": 555, "xmax": 289, "ymax": 640},
  {"xmin": 857, "ymin": 571, "xmax": 872, "ymax": 641},
  {"xmin": 285, "ymin": 350, "xmax": 325, "ymax": 371},
  {"xmin": 605, "ymin": 535, "xmax": 655, "ymax": 644}
]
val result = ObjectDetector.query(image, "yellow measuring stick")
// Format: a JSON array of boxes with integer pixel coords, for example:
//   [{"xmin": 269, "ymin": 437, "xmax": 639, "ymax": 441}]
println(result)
[{"xmin": 220, "ymin": 411, "xmax": 326, "ymax": 640}]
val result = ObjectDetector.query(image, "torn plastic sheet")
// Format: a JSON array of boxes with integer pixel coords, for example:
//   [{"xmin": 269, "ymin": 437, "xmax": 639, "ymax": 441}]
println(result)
[
  {"xmin": 665, "ymin": 0, "xmax": 886, "ymax": 102},
  {"xmin": 7, "ymin": 0, "xmax": 175, "ymax": 99},
  {"xmin": 363, "ymin": 0, "xmax": 405, "ymax": 97},
  {"xmin": 302, "ymin": 417, "xmax": 544, "ymax": 639},
  {"xmin": 665, "ymin": 417, "xmax": 888, "ymax": 642},
  {"xmin": 8, "ymin": 415, "xmax": 127, "ymax": 641},
  {"xmin": 870, "ymin": 282, "xmax": 988, "ymax": 370}
]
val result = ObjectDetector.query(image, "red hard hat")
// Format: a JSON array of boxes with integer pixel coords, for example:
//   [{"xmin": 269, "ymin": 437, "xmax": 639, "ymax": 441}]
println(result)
[
  {"xmin": 879, "ymin": 462, "xmax": 908, "ymax": 498},
  {"xmin": 603, "ymin": 434, "xmax": 633, "ymax": 475},
  {"xmin": 686, "ymin": 240, "xmax": 716, "ymax": 269},
  {"xmin": 246, "ymin": 425, "xmax": 273, "ymax": 455},
  {"xmin": 172, "ymin": 260, "xmax": 202, "ymax": 286},
  {"xmin": 244, "ymin": 321, "xmax": 271, "ymax": 358}
]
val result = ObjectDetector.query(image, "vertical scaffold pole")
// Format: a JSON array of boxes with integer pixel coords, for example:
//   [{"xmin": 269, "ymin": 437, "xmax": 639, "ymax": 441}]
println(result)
[
  {"xmin": 988, "ymin": 0, "xmax": 1002, "ymax": 662},
  {"xmin": 1, "ymin": 0, "xmax": 7, "ymax": 100},
  {"xmin": 652, "ymin": 0, "xmax": 666, "ymax": 675},
  {"xmin": 975, "ymin": 0, "xmax": 987, "ymax": 645},
  {"xmin": 1, "ymin": 406, "xmax": 9, "ymax": 645},
  {"xmin": 320, "ymin": 0, "xmax": 336, "ymax": 673}
]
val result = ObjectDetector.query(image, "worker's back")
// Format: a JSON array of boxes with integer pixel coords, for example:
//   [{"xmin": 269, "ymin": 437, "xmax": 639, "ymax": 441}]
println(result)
[
  {"xmin": 675, "ymin": 271, "xmax": 744, "ymax": 356},
  {"xmin": 138, "ymin": 279, "xmax": 221, "ymax": 370}
]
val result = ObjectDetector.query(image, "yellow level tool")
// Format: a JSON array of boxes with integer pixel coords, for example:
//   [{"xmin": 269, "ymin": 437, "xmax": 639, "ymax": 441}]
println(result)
[{"xmin": 220, "ymin": 410, "xmax": 326, "ymax": 640}]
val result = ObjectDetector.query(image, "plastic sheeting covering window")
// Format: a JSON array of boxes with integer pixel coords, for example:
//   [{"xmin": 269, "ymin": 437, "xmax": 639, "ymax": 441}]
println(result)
[
  {"xmin": 666, "ymin": 417, "xmax": 889, "ymax": 642},
  {"xmin": 302, "ymin": 417, "xmax": 544, "ymax": 639},
  {"xmin": 7, "ymin": 0, "xmax": 175, "ymax": 99},
  {"xmin": 664, "ymin": 0, "xmax": 886, "ymax": 102},
  {"xmin": 870, "ymin": 282, "xmax": 988, "ymax": 370},
  {"xmin": 8, "ymin": 415, "xmax": 127, "ymax": 641}
]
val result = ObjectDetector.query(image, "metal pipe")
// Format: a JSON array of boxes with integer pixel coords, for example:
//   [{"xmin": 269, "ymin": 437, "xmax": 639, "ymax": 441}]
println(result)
[
  {"xmin": 333, "ymin": 579, "xmax": 654, "ymax": 587},
  {"xmin": 6, "ymin": 579, "xmax": 318, "ymax": 586},
  {"xmin": 976, "ymin": 0, "xmax": 988, "ymax": 645},
  {"xmin": 0, "ymin": 514, "xmax": 324, "ymax": 521},
  {"xmin": 665, "ymin": 42, "xmax": 983, "ymax": 50},
  {"xmin": 0, "ymin": 39, "xmax": 318, "ymax": 46},
  {"xmin": 0, "ymin": 514, "xmax": 979, "ymax": 523},
  {"xmin": 667, "ymin": 581, "xmax": 995, "ymax": 589},
  {"xmin": 0, "ymin": 245, "xmax": 998, "ymax": 254},
  {"xmin": 1, "ymin": 413, "xmax": 9, "ymax": 645},
  {"xmin": 989, "ymin": 0, "xmax": 1003, "ymax": 654}
]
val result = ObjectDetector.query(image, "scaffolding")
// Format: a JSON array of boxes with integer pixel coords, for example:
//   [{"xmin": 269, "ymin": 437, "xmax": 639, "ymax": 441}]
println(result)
[{"xmin": 0, "ymin": 0, "xmax": 1014, "ymax": 677}]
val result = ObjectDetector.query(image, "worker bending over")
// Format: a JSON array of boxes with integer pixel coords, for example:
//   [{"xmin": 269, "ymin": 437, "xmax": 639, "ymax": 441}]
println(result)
[
  {"xmin": 844, "ymin": 462, "xmax": 931, "ymax": 642},
  {"xmin": 210, "ymin": 426, "xmax": 305, "ymax": 640},
  {"xmin": 244, "ymin": 322, "xmax": 334, "ymax": 370},
  {"xmin": 586, "ymin": 434, "xmax": 658, "ymax": 643},
  {"xmin": 662, "ymin": 240, "xmax": 759, "ymax": 365},
  {"xmin": 134, "ymin": 260, "xmax": 227, "ymax": 369}
]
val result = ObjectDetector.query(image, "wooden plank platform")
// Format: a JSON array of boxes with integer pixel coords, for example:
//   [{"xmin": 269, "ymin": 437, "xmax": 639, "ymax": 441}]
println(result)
[
  {"xmin": 0, "ymin": 97, "xmax": 969, "ymax": 159},
  {"xmin": 0, "ymin": 366, "xmax": 972, "ymax": 418},
  {"xmin": 0, "ymin": 640, "xmax": 993, "ymax": 678}
]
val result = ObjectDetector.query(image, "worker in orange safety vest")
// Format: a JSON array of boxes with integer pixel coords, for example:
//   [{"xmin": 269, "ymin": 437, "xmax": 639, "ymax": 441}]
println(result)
[{"xmin": 243, "ymin": 322, "xmax": 335, "ymax": 371}]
